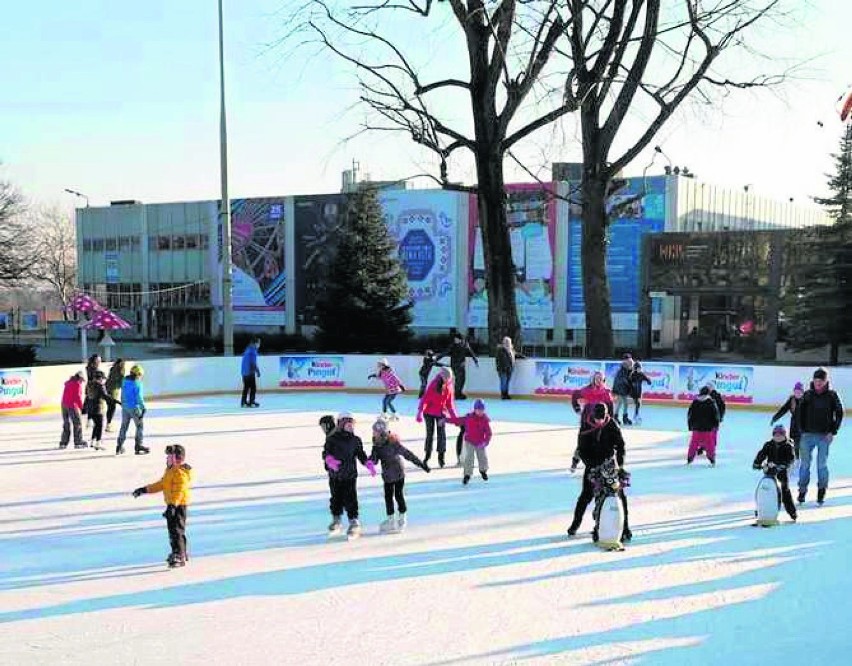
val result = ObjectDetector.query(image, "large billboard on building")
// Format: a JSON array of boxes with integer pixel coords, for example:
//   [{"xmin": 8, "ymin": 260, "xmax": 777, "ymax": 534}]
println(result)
[
  {"xmin": 567, "ymin": 176, "xmax": 667, "ymax": 329},
  {"xmin": 467, "ymin": 184, "xmax": 556, "ymax": 329},
  {"xmin": 380, "ymin": 190, "xmax": 460, "ymax": 328}
]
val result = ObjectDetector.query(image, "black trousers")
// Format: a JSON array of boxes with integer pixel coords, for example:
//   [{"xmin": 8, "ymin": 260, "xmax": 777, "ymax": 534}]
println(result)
[
  {"xmin": 166, "ymin": 505, "xmax": 188, "ymax": 559},
  {"xmin": 456, "ymin": 424, "xmax": 465, "ymax": 458},
  {"xmin": 329, "ymin": 477, "xmax": 359, "ymax": 520},
  {"xmin": 241, "ymin": 375, "xmax": 257, "ymax": 405},
  {"xmin": 106, "ymin": 399, "xmax": 117, "ymax": 426},
  {"xmin": 423, "ymin": 414, "xmax": 447, "ymax": 461},
  {"xmin": 775, "ymin": 470, "xmax": 798, "ymax": 519},
  {"xmin": 91, "ymin": 413, "xmax": 104, "ymax": 442},
  {"xmin": 384, "ymin": 480, "xmax": 407, "ymax": 515},
  {"xmin": 452, "ymin": 364, "xmax": 466, "ymax": 396},
  {"xmin": 569, "ymin": 472, "xmax": 629, "ymax": 532},
  {"xmin": 418, "ymin": 375, "xmax": 429, "ymax": 398}
]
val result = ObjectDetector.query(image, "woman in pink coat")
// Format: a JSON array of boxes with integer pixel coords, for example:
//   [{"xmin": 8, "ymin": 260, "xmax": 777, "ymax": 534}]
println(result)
[{"xmin": 416, "ymin": 367, "xmax": 458, "ymax": 468}]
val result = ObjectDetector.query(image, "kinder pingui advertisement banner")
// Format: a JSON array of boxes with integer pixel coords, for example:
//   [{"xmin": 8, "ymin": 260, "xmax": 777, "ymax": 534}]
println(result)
[
  {"xmin": 279, "ymin": 356, "xmax": 344, "ymax": 388},
  {"xmin": 0, "ymin": 369, "xmax": 32, "ymax": 410},
  {"xmin": 534, "ymin": 360, "xmax": 603, "ymax": 395},
  {"xmin": 677, "ymin": 364, "xmax": 754, "ymax": 404}
]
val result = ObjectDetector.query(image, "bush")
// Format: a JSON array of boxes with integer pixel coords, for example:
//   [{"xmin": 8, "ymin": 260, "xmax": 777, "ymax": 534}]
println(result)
[
  {"xmin": 0, "ymin": 344, "xmax": 38, "ymax": 369},
  {"xmin": 174, "ymin": 333, "xmax": 216, "ymax": 352}
]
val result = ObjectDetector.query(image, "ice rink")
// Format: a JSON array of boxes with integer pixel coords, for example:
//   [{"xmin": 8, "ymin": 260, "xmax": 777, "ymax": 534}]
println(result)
[{"xmin": 1, "ymin": 392, "xmax": 849, "ymax": 665}]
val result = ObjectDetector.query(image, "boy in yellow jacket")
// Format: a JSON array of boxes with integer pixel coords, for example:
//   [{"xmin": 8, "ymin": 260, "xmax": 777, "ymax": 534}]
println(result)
[{"xmin": 132, "ymin": 444, "xmax": 193, "ymax": 568}]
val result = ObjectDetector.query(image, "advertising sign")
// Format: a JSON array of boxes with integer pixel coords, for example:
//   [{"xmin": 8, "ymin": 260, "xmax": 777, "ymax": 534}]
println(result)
[
  {"xmin": 469, "ymin": 184, "xmax": 556, "ymax": 329},
  {"xmin": 381, "ymin": 190, "xmax": 460, "ymax": 328},
  {"xmin": 0, "ymin": 369, "xmax": 32, "ymax": 410},
  {"xmin": 677, "ymin": 364, "xmax": 754, "ymax": 404},
  {"xmin": 279, "ymin": 355, "xmax": 345, "ymax": 388},
  {"xmin": 534, "ymin": 360, "xmax": 603, "ymax": 395}
]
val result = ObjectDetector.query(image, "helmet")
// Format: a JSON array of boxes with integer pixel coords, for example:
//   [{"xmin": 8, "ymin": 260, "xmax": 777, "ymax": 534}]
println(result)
[{"xmin": 130, "ymin": 364, "xmax": 144, "ymax": 377}]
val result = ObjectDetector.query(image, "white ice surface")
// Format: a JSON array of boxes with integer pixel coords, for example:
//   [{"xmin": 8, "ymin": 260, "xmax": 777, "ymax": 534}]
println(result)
[{"xmin": 0, "ymin": 393, "xmax": 849, "ymax": 665}]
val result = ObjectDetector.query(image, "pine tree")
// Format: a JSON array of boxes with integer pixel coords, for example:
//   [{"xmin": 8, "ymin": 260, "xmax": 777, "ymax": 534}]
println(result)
[
  {"xmin": 315, "ymin": 186, "xmax": 413, "ymax": 352},
  {"xmin": 784, "ymin": 124, "xmax": 852, "ymax": 364}
]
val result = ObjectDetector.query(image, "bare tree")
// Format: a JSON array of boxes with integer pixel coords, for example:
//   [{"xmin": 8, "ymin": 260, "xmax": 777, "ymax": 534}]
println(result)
[
  {"xmin": 30, "ymin": 206, "xmax": 78, "ymax": 318},
  {"xmin": 562, "ymin": 0, "xmax": 787, "ymax": 357},
  {"xmin": 292, "ymin": 0, "xmax": 575, "ymax": 347},
  {"xmin": 0, "ymin": 177, "xmax": 40, "ymax": 284}
]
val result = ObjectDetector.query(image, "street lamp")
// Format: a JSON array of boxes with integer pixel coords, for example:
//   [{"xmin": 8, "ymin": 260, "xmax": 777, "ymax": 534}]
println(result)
[
  {"xmin": 64, "ymin": 188, "xmax": 89, "ymax": 207},
  {"xmin": 218, "ymin": 0, "xmax": 234, "ymax": 357}
]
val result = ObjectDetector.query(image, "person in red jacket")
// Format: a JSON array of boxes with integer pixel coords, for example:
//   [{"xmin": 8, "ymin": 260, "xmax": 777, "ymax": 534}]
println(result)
[
  {"xmin": 571, "ymin": 372, "xmax": 614, "ymax": 424},
  {"xmin": 59, "ymin": 371, "xmax": 87, "ymax": 449},
  {"xmin": 416, "ymin": 367, "xmax": 458, "ymax": 468},
  {"xmin": 451, "ymin": 399, "xmax": 493, "ymax": 485}
]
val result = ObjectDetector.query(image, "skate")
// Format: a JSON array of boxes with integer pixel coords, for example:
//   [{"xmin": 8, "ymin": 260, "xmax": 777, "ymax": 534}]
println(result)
[
  {"xmin": 622, "ymin": 416, "xmax": 632, "ymax": 426},
  {"xmin": 463, "ymin": 475, "xmax": 471, "ymax": 485},
  {"xmin": 438, "ymin": 453, "xmax": 445, "ymax": 469},
  {"xmin": 797, "ymin": 490, "xmax": 806, "ymax": 504},
  {"xmin": 817, "ymin": 488, "xmax": 826, "ymax": 506},
  {"xmin": 167, "ymin": 555, "xmax": 186, "ymax": 569},
  {"xmin": 566, "ymin": 525, "xmax": 579, "ymax": 537},
  {"xmin": 58, "ymin": 444, "xmax": 68, "ymax": 450},
  {"xmin": 327, "ymin": 517, "xmax": 344, "ymax": 538},
  {"xmin": 135, "ymin": 445, "xmax": 150, "ymax": 455},
  {"xmin": 379, "ymin": 517, "xmax": 398, "ymax": 534},
  {"xmin": 116, "ymin": 445, "xmax": 125, "ymax": 455},
  {"xmin": 346, "ymin": 519, "xmax": 362, "ymax": 540},
  {"xmin": 480, "ymin": 471, "xmax": 489, "ymax": 481},
  {"xmin": 105, "ymin": 424, "xmax": 114, "ymax": 433},
  {"xmin": 633, "ymin": 416, "xmax": 642, "ymax": 426},
  {"xmin": 74, "ymin": 442, "xmax": 89, "ymax": 449},
  {"xmin": 91, "ymin": 441, "xmax": 104, "ymax": 451},
  {"xmin": 396, "ymin": 514, "xmax": 407, "ymax": 531},
  {"xmin": 622, "ymin": 528, "xmax": 633, "ymax": 543}
]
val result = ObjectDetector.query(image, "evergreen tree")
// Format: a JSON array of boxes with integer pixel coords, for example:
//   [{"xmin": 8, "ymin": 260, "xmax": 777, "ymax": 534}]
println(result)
[
  {"xmin": 784, "ymin": 125, "xmax": 852, "ymax": 364},
  {"xmin": 315, "ymin": 186, "xmax": 413, "ymax": 352}
]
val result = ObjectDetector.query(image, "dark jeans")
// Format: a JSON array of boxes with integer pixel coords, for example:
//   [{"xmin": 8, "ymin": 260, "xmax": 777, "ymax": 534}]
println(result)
[
  {"xmin": 382, "ymin": 393, "xmax": 398, "ymax": 414},
  {"xmin": 498, "ymin": 371, "xmax": 512, "ymax": 397},
  {"xmin": 423, "ymin": 414, "xmax": 446, "ymax": 461},
  {"xmin": 383, "ymin": 480, "xmax": 407, "ymax": 515},
  {"xmin": 631, "ymin": 396, "xmax": 642, "ymax": 417},
  {"xmin": 453, "ymin": 364, "xmax": 467, "ymax": 396},
  {"xmin": 166, "ymin": 505, "xmax": 188, "ymax": 559},
  {"xmin": 329, "ymin": 477, "xmax": 359, "ymax": 520},
  {"xmin": 91, "ymin": 413, "xmax": 104, "ymax": 443},
  {"xmin": 106, "ymin": 399, "xmax": 118, "ymax": 426},
  {"xmin": 241, "ymin": 374, "xmax": 257, "ymax": 405},
  {"xmin": 569, "ymin": 472, "xmax": 630, "ymax": 533},
  {"xmin": 60, "ymin": 406, "xmax": 84, "ymax": 447}
]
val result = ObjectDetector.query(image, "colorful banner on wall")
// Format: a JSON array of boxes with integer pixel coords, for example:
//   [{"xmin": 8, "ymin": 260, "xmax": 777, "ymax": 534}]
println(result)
[
  {"xmin": 381, "ymin": 190, "xmax": 459, "ymax": 328},
  {"xmin": 468, "ymin": 184, "xmax": 556, "ymax": 329},
  {"xmin": 0, "ymin": 369, "xmax": 32, "ymax": 410},
  {"xmin": 534, "ymin": 360, "xmax": 603, "ymax": 395},
  {"xmin": 677, "ymin": 364, "xmax": 754, "ymax": 404},
  {"xmin": 567, "ymin": 176, "xmax": 667, "ymax": 328},
  {"xmin": 229, "ymin": 197, "xmax": 287, "ymax": 326},
  {"xmin": 279, "ymin": 355, "xmax": 345, "ymax": 388}
]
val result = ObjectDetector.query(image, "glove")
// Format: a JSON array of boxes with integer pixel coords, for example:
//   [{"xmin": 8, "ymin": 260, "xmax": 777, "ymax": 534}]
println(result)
[
  {"xmin": 365, "ymin": 460, "xmax": 377, "ymax": 477},
  {"xmin": 422, "ymin": 463, "xmax": 431, "ymax": 473},
  {"xmin": 416, "ymin": 413, "xmax": 423, "ymax": 423},
  {"xmin": 324, "ymin": 455, "xmax": 341, "ymax": 472},
  {"xmin": 132, "ymin": 487, "xmax": 146, "ymax": 498}
]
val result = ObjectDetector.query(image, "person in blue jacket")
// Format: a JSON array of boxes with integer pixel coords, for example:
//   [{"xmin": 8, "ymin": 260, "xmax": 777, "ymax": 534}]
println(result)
[
  {"xmin": 117, "ymin": 364, "xmax": 149, "ymax": 455},
  {"xmin": 240, "ymin": 337, "xmax": 261, "ymax": 408}
]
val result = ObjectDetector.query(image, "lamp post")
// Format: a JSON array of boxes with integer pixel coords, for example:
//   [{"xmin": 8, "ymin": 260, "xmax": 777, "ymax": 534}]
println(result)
[
  {"xmin": 218, "ymin": 0, "xmax": 234, "ymax": 357},
  {"xmin": 63, "ymin": 188, "xmax": 89, "ymax": 207}
]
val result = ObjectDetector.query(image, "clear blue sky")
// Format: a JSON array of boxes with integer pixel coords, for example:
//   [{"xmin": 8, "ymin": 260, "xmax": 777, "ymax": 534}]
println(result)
[{"xmin": 0, "ymin": 0, "xmax": 848, "ymax": 210}]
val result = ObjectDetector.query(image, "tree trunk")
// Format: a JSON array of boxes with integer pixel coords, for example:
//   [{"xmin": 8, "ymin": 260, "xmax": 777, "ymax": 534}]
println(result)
[
  {"xmin": 580, "ymin": 175, "xmax": 614, "ymax": 359},
  {"xmin": 829, "ymin": 341, "xmax": 839, "ymax": 366}
]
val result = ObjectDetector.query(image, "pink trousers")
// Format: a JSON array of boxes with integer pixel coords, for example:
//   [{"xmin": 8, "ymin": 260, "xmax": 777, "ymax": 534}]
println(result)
[{"xmin": 688, "ymin": 431, "xmax": 716, "ymax": 463}]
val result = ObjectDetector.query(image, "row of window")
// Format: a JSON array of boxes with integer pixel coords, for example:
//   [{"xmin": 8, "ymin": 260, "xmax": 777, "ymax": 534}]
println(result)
[
  {"xmin": 81, "ymin": 234, "xmax": 210, "ymax": 253},
  {"xmin": 79, "ymin": 282, "xmax": 212, "ymax": 309}
]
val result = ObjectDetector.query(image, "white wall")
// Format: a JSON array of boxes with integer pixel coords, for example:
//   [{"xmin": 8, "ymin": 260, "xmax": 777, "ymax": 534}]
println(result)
[{"xmin": 4, "ymin": 356, "xmax": 850, "ymax": 415}]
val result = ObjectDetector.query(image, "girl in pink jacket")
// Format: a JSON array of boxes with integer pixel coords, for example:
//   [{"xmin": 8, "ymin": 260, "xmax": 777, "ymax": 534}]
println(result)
[
  {"xmin": 368, "ymin": 358, "xmax": 406, "ymax": 420},
  {"xmin": 451, "ymin": 399, "xmax": 492, "ymax": 485},
  {"xmin": 416, "ymin": 367, "xmax": 457, "ymax": 468}
]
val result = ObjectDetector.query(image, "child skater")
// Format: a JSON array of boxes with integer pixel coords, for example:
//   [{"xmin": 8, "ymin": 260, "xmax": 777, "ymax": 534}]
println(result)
[
  {"xmin": 418, "ymin": 350, "xmax": 445, "ymax": 398},
  {"xmin": 752, "ymin": 424, "xmax": 798, "ymax": 523},
  {"xmin": 416, "ymin": 367, "xmax": 458, "ymax": 468},
  {"xmin": 369, "ymin": 418, "xmax": 430, "ymax": 533},
  {"xmin": 323, "ymin": 412, "xmax": 376, "ymax": 538},
  {"xmin": 368, "ymin": 358, "xmax": 406, "ymax": 420},
  {"xmin": 687, "ymin": 386, "xmax": 721, "ymax": 466},
  {"xmin": 88, "ymin": 371, "xmax": 120, "ymax": 451},
  {"xmin": 628, "ymin": 361, "xmax": 651, "ymax": 425},
  {"xmin": 132, "ymin": 444, "xmax": 193, "ymax": 568},
  {"xmin": 451, "ymin": 399, "xmax": 492, "ymax": 485},
  {"xmin": 771, "ymin": 382, "xmax": 804, "ymax": 459}
]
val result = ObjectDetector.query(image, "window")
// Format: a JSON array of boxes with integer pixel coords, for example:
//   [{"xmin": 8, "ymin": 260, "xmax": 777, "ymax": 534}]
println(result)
[
  {"xmin": 105, "ymin": 237, "xmax": 117, "ymax": 251},
  {"xmin": 83, "ymin": 239, "xmax": 92, "ymax": 251},
  {"xmin": 131, "ymin": 236, "xmax": 141, "ymax": 251},
  {"xmin": 185, "ymin": 234, "xmax": 199, "ymax": 249},
  {"xmin": 200, "ymin": 235, "xmax": 210, "ymax": 250},
  {"xmin": 93, "ymin": 238, "xmax": 104, "ymax": 252},
  {"xmin": 158, "ymin": 235, "xmax": 171, "ymax": 251},
  {"xmin": 172, "ymin": 235, "xmax": 185, "ymax": 250},
  {"xmin": 119, "ymin": 237, "xmax": 130, "ymax": 251},
  {"xmin": 149, "ymin": 235, "xmax": 159, "ymax": 251}
]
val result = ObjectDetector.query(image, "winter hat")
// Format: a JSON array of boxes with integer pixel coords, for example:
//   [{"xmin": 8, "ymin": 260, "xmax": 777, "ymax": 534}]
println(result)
[
  {"xmin": 592, "ymin": 403, "xmax": 608, "ymax": 420},
  {"xmin": 337, "ymin": 411, "xmax": 355, "ymax": 422},
  {"xmin": 379, "ymin": 358, "xmax": 389, "ymax": 367},
  {"xmin": 473, "ymin": 399, "xmax": 486, "ymax": 411},
  {"xmin": 165, "ymin": 444, "xmax": 186, "ymax": 459},
  {"xmin": 793, "ymin": 382, "xmax": 804, "ymax": 392},
  {"xmin": 699, "ymin": 386, "xmax": 711, "ymax": 396},
  {"xmin": 704, "ymin": 381, "xmax": 716, "ymax": 390},
  {"xmin": 74, "ymin": 370, "xmax": 85, "ymax": 380},
  {"xmin": 372, "ymin": 418, "xmax": 389, "ymax": 435},
  {"xmin": 772, "ymin": 424, "xmax": 787, "ymax": 436},
  {"xmin": 813, "ymin": 367, "xmax": 828, "ymax": 380},
  {"xmin": 318, "ymin": 415, "xmax": 336, "ymax": 433}
]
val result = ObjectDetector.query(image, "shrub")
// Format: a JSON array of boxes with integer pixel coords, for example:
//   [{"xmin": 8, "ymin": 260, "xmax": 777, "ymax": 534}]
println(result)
[{"xmin": 0, "ymin": 344, "xmax": 38, "ymax": 369}]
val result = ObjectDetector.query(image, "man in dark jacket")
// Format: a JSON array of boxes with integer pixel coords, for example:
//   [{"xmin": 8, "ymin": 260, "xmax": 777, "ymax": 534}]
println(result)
[
  {"xmin": 567, "ymin": 403, "xmax": 631, "ymax": 542},
  {"xmin": 439, "ymin": 332, "xmax": 478, "ymax": 400},
  {"xmin": 796, "ymin": 368, "xmax": 844, "ymax": 505},
  {"xmin": 323, "ymin": 412, "xmax": 375, "ymax": 536},
  {"xmin": 687, "ymin": 387, "xmax": 721, "ymax": 465}
]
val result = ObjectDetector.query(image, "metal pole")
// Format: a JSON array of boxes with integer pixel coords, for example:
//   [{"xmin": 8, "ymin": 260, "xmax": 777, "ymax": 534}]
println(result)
[{"xmin": 218, "ymin": 0, "xmax": 234, "ymax": 357}]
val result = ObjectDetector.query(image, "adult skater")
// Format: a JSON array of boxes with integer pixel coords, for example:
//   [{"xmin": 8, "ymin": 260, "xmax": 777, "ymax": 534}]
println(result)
[
  {"xmin": 438, "ymin": 332, "xmax": 478, "ymax": 400},
  {"xmin": 752, "ymin": 424, "xmax": 797, "ymax": 522},
  {"xmin": 686, "ymin": 386, "xmax": 720, "ymax": 466},
  {"xmin": 567, "ymin": 403, "xmax": 631, "ymax": 542},
  {"xmin": 105, "ymin": 358, "xmax": 125, "ymax": 432},
  {"xmin": 59, "ymin": 370, "xmax": 87, "ymax": 449},
  {"xmin": 495, "ymin": 336, "xmax": 522, "ymax": 400},
  {"xmin": 416, "ymin": 367, "xmax": 458, "ymax": 468},
  {"xmin": 611, "ymin": 354, "xmax": 634, "ymax": 425},
  {"xmin": 797, "ymin": 367, "xmax": 844, "ymax": 505},
  {"xmin": 418, "ymin": 350, "xmax": 445, "ymax": 398},
  {"xmin": 771, "ymin": 382, "xmax": 804, "ymax": 458},
  {"xmin": 240, "ymin": 337, "xmax": 261, "ymax": 408},
  {"xmin": 116, "ymin": 364, "xmax": 149, "ymax": 455}
]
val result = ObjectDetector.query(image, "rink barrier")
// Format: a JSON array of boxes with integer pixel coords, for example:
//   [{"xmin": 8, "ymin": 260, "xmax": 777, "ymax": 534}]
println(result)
[{"xmin": 2, "ymin": 355, "xmax": 851, "ymax": 416}]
